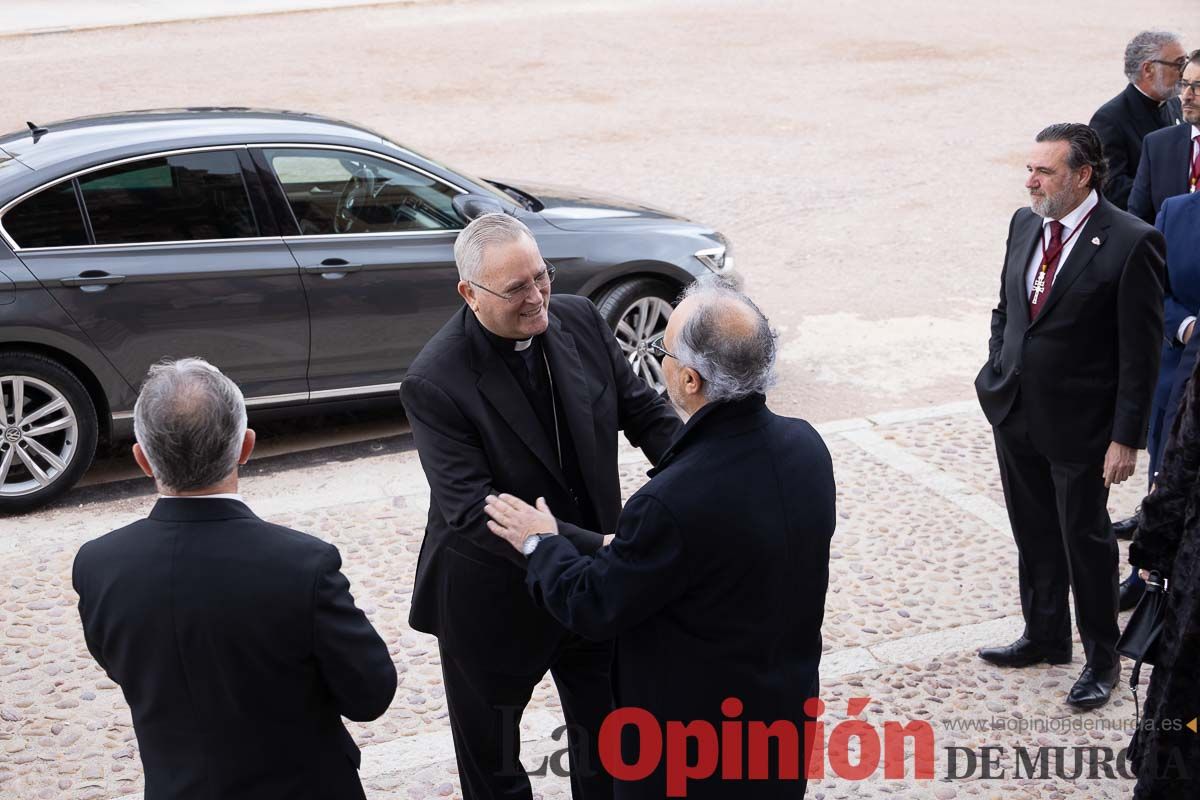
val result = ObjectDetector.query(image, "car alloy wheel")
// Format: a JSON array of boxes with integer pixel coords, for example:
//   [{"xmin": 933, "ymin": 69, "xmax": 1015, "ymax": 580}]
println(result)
[
  {"xmin": 0, "ymin": 375, "xmax": 81, "ymax": 497},
  {"xmin": 0, "ymin": 354, "xmax": 98, "ymax": 513}
]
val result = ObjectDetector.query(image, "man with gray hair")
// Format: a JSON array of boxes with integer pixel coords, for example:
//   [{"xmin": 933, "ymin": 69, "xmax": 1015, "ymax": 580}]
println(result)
[
  {"xmin": 1090, "ymin": 31, "xmax": 1185, "ymax": 211},
  {"xmin": 73, "ymin": 358, "xmax": 396, "ymax": 800},
  {"xmin": 401, "ymin": 213, "xmax": 681, "ymax": 799},
  {"xmin": 484, "ymin": 282, "xmax": 836, "ymax": 798}
]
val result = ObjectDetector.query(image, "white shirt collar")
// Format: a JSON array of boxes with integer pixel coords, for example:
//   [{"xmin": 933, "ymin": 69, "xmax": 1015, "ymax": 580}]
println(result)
[
  {"xmin": 514, "ymin": 338, "xmax": 533, "ymax": 352},
  {"xmin": 158, "ymin": 492, "xmax": 245, "ymax": 502},
  {"xmin": 1044, "ymin": 189, "xmax": 1099, "ymax": 231},
  {"xmin": 1192, "ymin": 124, "xmax": 1200, "ymax": 141}
]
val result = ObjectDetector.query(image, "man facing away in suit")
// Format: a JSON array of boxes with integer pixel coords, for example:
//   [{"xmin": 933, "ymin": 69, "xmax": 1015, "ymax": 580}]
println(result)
[
  {"xmin": 1129, "ymin": 49, "xmax": 1200, "ymax": 224},
  {"xmin": 1091, "ymin": 30, "xmax": 1185, "ymax": 212},
  {"xmin": 484, "ymin": 281, "xmax": 836, "ymax": 799},
  {"xmin": 400, "ymin": 213, "xmax": 682, "ymax": 799},
  {"xmin": 975, "ymin": 123, "xmax": 1165, "ymax": 711},
  {"xmin": 73, "ymin": 358, "xmax": 397, "ymax": 800}
]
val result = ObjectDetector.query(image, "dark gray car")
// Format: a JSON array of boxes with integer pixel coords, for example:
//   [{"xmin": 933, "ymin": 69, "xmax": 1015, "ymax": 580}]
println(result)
[{"xmin": 0, "ymin": 108, "xmax": 736, "ymax": 512}]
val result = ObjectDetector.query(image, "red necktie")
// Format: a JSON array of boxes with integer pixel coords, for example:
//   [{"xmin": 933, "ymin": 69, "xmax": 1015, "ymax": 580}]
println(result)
[
  {"xmin": 1191, "ymin": 134, "xmax": 1200, "ymax": 193},
  {"xmin": 1029, "ymin": 220, "xmax": 1064, "ymax": 319}
]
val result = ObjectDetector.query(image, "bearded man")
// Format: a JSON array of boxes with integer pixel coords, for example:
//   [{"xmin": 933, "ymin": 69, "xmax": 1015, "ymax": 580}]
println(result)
[{"xmin": 974, "ymin": 123, "xmax": 1165, "ymax": 710}]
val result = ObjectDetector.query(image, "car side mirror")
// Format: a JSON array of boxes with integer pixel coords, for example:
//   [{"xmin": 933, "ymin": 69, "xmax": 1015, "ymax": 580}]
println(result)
[{"xmin": 452, "ymin": 194, "xmax": 509, "ymax": 221}]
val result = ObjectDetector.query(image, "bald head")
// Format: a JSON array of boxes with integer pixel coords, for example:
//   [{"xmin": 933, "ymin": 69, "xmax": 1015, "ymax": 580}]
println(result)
[{"xmin": 664, "ymin": 280, "xmax": 777, "ymax": 409}]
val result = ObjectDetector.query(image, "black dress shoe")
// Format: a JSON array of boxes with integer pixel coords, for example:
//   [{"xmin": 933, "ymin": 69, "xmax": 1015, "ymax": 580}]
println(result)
[
  {"xmin": 1119, "ymin": 574, "xmax": 1146, "ymax": 611},
  {"xmin": 1112, "ymin": 510, "xmax": 1140, "ymax": 541},
  {"xmin": 978, "ymin": 637, "xmax": 1072, "ymax": 667},
  {"xmin": 1067, "ymin": 664, "xmax": 1120, "ymax": 710}
]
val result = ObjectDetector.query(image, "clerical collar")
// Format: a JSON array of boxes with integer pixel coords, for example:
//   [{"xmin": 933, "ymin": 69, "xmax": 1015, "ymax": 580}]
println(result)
[
  {"xmin": 1132, "ymin": 83, "xmax": 1167, "ymax": 108},
  {"xmin": 471, "ymin": 310, "xmax": 537, "ymax": 352}
]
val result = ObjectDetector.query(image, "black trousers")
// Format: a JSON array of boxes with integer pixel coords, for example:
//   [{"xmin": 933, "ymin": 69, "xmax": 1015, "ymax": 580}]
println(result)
[
  {"xmin": 993, "ymin": 402, "xmax": 1120, "ymax": 671},
  {"xmin": 438, "ymin": 635, "xmax": 614, "ymax": 800}
]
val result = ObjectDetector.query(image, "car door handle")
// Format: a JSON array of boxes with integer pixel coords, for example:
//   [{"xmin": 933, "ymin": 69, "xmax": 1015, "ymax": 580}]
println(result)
[
  {"xmin": 60, "ymin": 272, "xmax": 126, "ymax": 289},
  {"xmin": 303, "ymin": 260, "xmax": 363, "ymax": 278}
]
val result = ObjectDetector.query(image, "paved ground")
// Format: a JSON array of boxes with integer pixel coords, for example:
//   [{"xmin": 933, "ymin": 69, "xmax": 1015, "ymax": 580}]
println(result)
[
  {"xmin": 2, "ymin": 0, "xmax": 1199, "ymax": 797},
  {"xmin": 0, "ymin": 403, "xmax": 1156, "ymax": 798}
]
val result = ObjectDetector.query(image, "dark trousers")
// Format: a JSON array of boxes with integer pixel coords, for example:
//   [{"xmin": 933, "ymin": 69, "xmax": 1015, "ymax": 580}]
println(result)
[
  {"xmin": 993, "ymin": 403, "xmax": 1120, "ymax": 671},
  {"xmin": 438, "ymin": 635, "xmax": 614, "ymax": 800}
]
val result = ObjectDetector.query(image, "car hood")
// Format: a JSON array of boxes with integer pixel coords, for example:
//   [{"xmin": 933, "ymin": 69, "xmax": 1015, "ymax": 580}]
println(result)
[{"xmin": 491, "ymin": 179, "xmax": 698, "ymax": 231}]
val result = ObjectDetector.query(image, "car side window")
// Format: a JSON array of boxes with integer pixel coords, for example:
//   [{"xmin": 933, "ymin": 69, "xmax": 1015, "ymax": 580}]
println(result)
[
  {"xmin": 78, "ymin": 150, "xmax": 258, "ymax": 245},
  {"xmin": 3, "ymin": 181, "xmax": 89, "ymax": 249},
  {"xmin": 263, "ymin": 148, "xmax": 463, "ymax": 235}
]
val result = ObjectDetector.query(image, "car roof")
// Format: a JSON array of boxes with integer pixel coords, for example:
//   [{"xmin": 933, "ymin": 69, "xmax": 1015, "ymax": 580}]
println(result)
[{"xmin": 0, "ymin": 108, "xmax": 391, "ymax": 173}]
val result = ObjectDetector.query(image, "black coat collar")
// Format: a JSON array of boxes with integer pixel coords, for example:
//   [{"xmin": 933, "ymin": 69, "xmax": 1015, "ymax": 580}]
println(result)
[
  {"xmin": 649, "ymin": 394, "xmax": 769, "ymax": 477},
  {"xmin": 148, "ymin": 497, "xmax": 258, "ymax": 523}
]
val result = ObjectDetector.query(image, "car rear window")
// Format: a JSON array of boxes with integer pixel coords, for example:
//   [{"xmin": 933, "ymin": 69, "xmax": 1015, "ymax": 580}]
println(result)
[
  {"xmin": 3, "ymin": 181, "xmax": 89, "ymax": 249},
  {"xmin": 78, "ymin": 150, "xmax": 258, "ymax": 245}
]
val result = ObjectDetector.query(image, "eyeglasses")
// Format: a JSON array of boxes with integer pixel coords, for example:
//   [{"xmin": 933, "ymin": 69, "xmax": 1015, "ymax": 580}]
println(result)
[
  {"xmin": 469, "ymin": 262, "xmax": 556, "ymax": 303},
  {"xmin": 1176, "ymin": 80, "xmax": 1200, "ymax": 96},
  {"xmin": 1151, "ymin": 58, "xmax": 1189, "ymax": 72},
  {"xmin": 646, "ymin": 333, "xmax": 675, "ymax": 361}
]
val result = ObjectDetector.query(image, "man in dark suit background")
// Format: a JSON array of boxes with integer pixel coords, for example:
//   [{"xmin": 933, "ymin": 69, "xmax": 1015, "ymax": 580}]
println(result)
[
  {"xmin": 975, "ymin": 124, "xmax": 1165, "ymax": 710},
  {"xmin": 485, "ymin": 282, "xmax": 836, "ymax": 799},
  {"xmin": 1092, "ymin": 30, "xmax": 1186, "ymax": 604},
  {"xmin": 73, "ymin": 358, "xmax": 396, "ymax": 800},
  {"xmin": 1129, "ymin": 49, "xmax": 1200, "ymax": 223},
  {"xmin": 1090, "ymin": 30, "xmax": 1184, "ymax": 211},
  {"xmin": 400, "ymin": 213, "xmax": 681, "ymax": 799}
]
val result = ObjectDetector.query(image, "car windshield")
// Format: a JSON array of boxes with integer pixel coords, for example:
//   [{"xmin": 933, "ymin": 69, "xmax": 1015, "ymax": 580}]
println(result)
[{"xmin": 380, "ymin": 137, "xmax": 519, "ymax": 206}]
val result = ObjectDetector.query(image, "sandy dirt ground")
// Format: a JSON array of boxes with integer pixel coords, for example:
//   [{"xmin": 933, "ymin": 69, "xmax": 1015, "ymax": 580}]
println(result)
[{"xmin": 2, "ymin": 0, "xmax": 1199, "ymax": 798}]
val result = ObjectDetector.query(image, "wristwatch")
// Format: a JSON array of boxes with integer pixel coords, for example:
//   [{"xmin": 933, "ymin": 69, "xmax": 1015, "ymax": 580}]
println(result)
[{"xmin": 522, "ymin": 532, "xmax": 556, "ymax": 557}]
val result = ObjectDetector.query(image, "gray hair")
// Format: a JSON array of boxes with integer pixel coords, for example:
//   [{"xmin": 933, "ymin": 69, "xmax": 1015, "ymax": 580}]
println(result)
[
  {"xmin": 453, "ymin": 213, "xmax": 534, "ymax": 282},
  {"xmin": 133, "ymin": 358, "xmax": 248, "ymax": 492},
  {"xmin": 672, "ymin": 279, "xmax": 777, "ymax": 403},
  {"xmin": 1124, "ymin": 30, "xmax": 1181, "ymax": 81}
]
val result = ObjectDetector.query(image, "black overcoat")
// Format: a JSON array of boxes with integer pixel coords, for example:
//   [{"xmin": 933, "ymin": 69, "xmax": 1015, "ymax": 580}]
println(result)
[
  {"xmin": 1130, "ymin": 372, "xmax": 1200, "ymax": 798},
  {"xmin": 526, "ymin": 395, "xmax": 837, "ymax": 799},
  {"xmin": 73, "ymin": 498, "xmax": 397, "ymax": 800}
]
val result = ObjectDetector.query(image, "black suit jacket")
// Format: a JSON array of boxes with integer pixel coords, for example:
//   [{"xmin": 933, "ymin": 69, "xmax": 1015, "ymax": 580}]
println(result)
[
  {"xmin": 73, "ymin": 499, "xmax": 397, "ymax": 800},
  {"xmin": 400, "ymin": 294, "xmax": 681, "ymax": 669},
  {"xmin": 1129, "ymin": 121, "xmax": 1194, "ymax": 223},
  {"xmin": 975, "ymin": 197, "xmax": 1165, "ymax": 462},
  {"xmin": 1090, "ymin": 83, "xmax": 1182, "ymax": 210},
  {"xmin": 526, "ymin": 395, "xmax": 836, "ymax": 799}
]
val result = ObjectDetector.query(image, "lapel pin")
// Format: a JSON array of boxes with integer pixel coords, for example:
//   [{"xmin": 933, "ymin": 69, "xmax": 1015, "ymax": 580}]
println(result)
[{"xmin": 1091, "ymin": 237, "xmax": 1101, "ymax": 245}]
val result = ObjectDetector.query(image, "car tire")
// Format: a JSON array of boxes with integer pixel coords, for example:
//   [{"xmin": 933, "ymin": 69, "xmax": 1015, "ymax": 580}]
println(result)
[
  {"xmin": 0, "ymin": 353, "xmax": 98, "ymax": 514},
  {"xmin": 595, "ymin": 278, "xmax": 678, "ymax": 392}
]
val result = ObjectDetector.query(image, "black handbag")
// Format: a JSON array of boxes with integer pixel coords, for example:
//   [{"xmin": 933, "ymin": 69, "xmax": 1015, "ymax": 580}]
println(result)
[
  {"xmin": 1117, "ymin": 570, "xmax": 1168, "ymax": 755},
  {"xmin": 1117, "ymin": 571, "xmax": 1168, "ymax": 671}
]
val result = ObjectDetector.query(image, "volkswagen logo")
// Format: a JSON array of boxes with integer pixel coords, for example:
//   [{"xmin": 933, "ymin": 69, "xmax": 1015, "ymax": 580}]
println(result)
[{"xmin": 3, "ymin": 428, "xmax": 21, "ymax": 444}]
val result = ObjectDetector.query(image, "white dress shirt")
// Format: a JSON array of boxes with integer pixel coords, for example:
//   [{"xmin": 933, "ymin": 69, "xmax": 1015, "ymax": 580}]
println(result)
[
  {"xmin": 1025, "ymin": 189, "xmax": 1100, "ymax": 298},
  {"xmin": 158, "ymin": 492, "xmax": 245, "ymax": 502}
]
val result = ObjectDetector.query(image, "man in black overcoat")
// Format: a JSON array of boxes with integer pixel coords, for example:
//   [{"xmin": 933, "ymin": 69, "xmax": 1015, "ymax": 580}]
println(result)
[
  {"xmin": 73, "ymin": 358, "xmax": 396, "ymax": 800},
  {"xmin": 485, "ymin": 282, "xmax": 836, "ymax": 799},
  {"xmin": 400, "ymin": 213, "xmax": 682, "ymax": 799},
  {"xmin": 975, "ymin": 124, "xmax": 1165, "ymax": 710},
  {"xmin": 1089, "ymin": 30, "xmax": 1184, "ymax": 211}
]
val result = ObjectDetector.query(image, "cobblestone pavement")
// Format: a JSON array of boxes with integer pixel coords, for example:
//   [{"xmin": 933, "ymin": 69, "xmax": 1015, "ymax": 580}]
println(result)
[
  {"xmin": 0, "ymin": 402, "xmax": 1157, "ymax": 798},
  {"xmin": 2, "ymin": 0, "xmax": 1195, "ymax": 797}
]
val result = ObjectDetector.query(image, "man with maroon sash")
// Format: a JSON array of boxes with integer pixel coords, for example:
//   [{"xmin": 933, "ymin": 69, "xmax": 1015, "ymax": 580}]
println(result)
[{"xmin": 974, "ymin": 123, "xmax": 1165, "ymax": 710}]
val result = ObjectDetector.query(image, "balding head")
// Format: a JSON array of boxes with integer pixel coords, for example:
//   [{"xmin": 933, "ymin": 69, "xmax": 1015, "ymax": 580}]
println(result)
[
  {"xmin": 133, "ymin": 358, "xmax": 252, "ymax": 494},
  {"xmin": 662, "ymin": 279, "xmax": 777, "ymax": 415}
]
